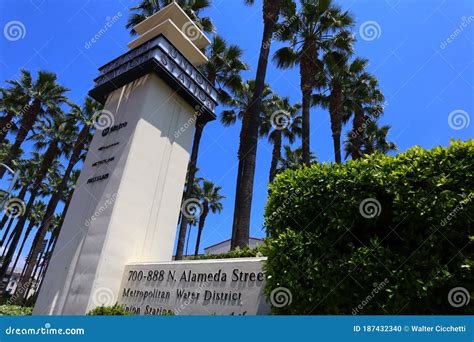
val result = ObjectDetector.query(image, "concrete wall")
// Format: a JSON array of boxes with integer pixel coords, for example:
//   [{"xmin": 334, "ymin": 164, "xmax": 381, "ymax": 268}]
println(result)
[{"xmin": 34, "ymin": 74, "xmax": 195, "ymax": 315}]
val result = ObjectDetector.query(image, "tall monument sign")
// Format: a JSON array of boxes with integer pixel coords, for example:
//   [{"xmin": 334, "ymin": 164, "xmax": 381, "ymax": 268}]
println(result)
[{"xmin": 34, "ymin": 3, "xmax": 217, "ymax": 315}]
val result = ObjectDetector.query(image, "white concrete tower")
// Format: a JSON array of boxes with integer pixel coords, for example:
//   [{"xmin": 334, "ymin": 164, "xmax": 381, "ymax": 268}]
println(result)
[{"xmin": 34, "ymin": 3, "xmax": 217, "ymax": 315}]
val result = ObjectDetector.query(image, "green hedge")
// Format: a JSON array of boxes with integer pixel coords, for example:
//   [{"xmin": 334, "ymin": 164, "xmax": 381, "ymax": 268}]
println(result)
[
  {"xmin": 87, "ymin": 304, "xmax": 132, "ymax": 316},
  {"xmin": 0, "ymin": 305, "xmax": 32, "ymax": 316},
  {"xmin": 263, "ymin": 140, "xmax": 473, "ymax": 314},
  {"xmin": 87, "ymin": 304, "xmax": 176, "ymax": 316},
  {"xmin": 190, "ymin": 246, "xmax": 264, "ymax": 260}
]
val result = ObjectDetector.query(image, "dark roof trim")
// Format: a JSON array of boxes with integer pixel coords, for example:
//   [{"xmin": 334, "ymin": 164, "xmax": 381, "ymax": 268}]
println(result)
[{"xmin": 88, "ymin": 34, "xmax": 217, "ymax": 125}]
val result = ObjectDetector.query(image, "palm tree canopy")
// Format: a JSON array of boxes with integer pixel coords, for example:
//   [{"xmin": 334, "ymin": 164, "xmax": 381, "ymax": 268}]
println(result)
[
  {"xmin": 278, "ymin": 145, "xmax": 316, "ymax": 173},
  {"xmin": 202, "ymin": 35, "xmax": 249, "ymax": 102},
  {"xmin": 70, "ymin": 97, "xmax": 103, "ymax": 129},
  {"xmin": 344, "ymin": 119, "xmax": 397, "ymax": 159},
  {"xmin": 6, "ymin": 69, "xmax": 71, "ymax": 113},
  {"xmin": 220, "ymin": 80, "xmax": 273, "ymax": 127},
  {"xmin": 260, "ymin": 95, "xmax": 302, "ymax": 144},
  {"xmin": 273, "ymin": 0, "xmax": 355, "ymax": 70},
  {"xmin": 29, "ymin": 110, "xmax": 77, "ymax": 160},
  {"xmin": 29, "ymin": 201, "xmax": 47, "ymax": 226},
  {"xmin": 198, "ymin": 179, "xmax": 224, "ymax": 214}
]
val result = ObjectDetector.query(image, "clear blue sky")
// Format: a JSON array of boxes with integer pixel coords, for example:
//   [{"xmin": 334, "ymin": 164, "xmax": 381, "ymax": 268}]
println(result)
[{"xmin": 0, "ymin": 0, "xmax": 472, "ymax": 259}]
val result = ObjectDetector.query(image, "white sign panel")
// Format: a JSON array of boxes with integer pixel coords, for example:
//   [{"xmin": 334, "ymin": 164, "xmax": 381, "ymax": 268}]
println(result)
[{"xmin": 117, "ymin": 258, "xmax": 269, "ymax": 316}]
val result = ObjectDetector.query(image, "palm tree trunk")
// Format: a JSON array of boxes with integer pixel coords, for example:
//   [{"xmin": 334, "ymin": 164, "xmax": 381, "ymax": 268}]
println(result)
[
  {"xmin": 20, "ymin": 227, "xmax": 42, "ymax": 279},
  {"xmin": 32, "ymin": 199, "xmax": 68, "ymax": 298},
  {"xmin": 0, "ymin": 100, "xmax": 40, "ymax": 178},
  {"xmin": 231, "ymin": 0, "xmax": 281, "ymax": 250},
  {"xmin": 230, "ymin": 156, "xmax": 244, "ymax": 245},
  {"xmin": 25, "ymin": 241, "xmax": 47, "ymax": 300},
  {"xmin": 33, "ymin": 236, "xmax": 54, "ymax": 295},
  {"xmin": 0, "ymin": 213, "xmax": 9, "ymax": 230},
  {"xmin": 332, "ymin": 132, "xmax": 342, "ymax": 163},
  {"xmin": 300, "ymin": 38, "xmax": 317, "ymax": 166},
  {"xmin": 329, "ymin": 87, "xmax": 343, "ymax": 163},
  {"xmin": 6, "ymin": 221, "xmax": 34, "ymax": 286},
  {"xmin": 0, "ymin": 216, "xmax": 15, "ymax": 248},
  {"xmin": 351, "ymin": 109, "xmax": 364, "ymax": 160},
  {"xmin": 1, "ymin": 228, "xmax": 15, "ymax": 260},
  {"xmin": 0, "ymin": 185, "xmax": 27, "ymax": 247},
  {"xmin": 185, "ymin": 223, "xmax": 192, "ymax": 256},
  {"xmin": 0, "ymin": 191, "xmax": 37, "ymax": 284},
  {"xmin": 269, "ymin": 131, "xmax": 282, "ymax": 183},
  {"xmin": 16, "ymin": 128, "xmax": 88, "ymax": 300},
  {"xmin": 0, "ymin": 141, "xmax": 58, "ymax": 283},
  {"xmin": 194, "ymin": 208, "xmax": 208, "ymax": 257},
  {"xmin": 0, "ymin": 111, "xmax": 15, "ymax": 145},
  {"xmin": 176, "ymin": 123, "xmax": 204, "ymax": 260},
  {"xmin": 301, "ymin": 88, "xmax": 311, "ymax": 166}
]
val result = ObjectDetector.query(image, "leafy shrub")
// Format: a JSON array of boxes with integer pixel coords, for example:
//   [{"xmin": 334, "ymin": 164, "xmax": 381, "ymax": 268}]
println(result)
[
  {"xmin": 0, "ymin": 305, "xmax": 32, "ymax": 316},
  {"xmin": 263, "ymin": 140, "xmax": 473, "ymax": 314},
  {"xmin": 87, "ymin": 304, "xmax": 132, "ymax": 316},
  {"xmin": 87, "ymin": 304, "xmax": 176, "ymax": 316},
  {"xmin": 190, "ymin": 246, "xmax": 264, "ymax": 260}
]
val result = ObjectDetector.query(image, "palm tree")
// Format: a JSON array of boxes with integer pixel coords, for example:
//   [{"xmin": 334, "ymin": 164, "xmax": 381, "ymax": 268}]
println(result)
[
  {"xmin": 20, "ymin": 98, "xmax": 99, "ymax": 276},
  {"xmin": 0, "ymin": 85, "xmax": 28, "ymax": 145},
  {"xmin": 33, "ymin": 169, "xmax": 80, "ymax": 297},
  {"xmin": 273, "ymin": 0, "xmax": 354, "ymax": 165},
  {"xmin": 231, "ymin": 0, "xmax": 286, "ymax": 250},
  {"xmin": 313, "ymin": 52, "xmax": 367, "ymax": 163},
  {"xmin": 0, "ymin": 154, "xmax": 39, "ymax": 247},
  {"xmin": 126, "ymin": 0, "xmax": 214, "ymax": 35},
  {"xmin": 194, "ymin": 180, "xmax": 224, "ymax": 256},
  {"xmin": 175, "ymin": 36, "xmax": 248, "ymax": 260},
  {"xmin": 201, "ymin": 35, "xmax": 249, "ymax": 99},
  {"xmin": 29, "ymin": 213, "xmax": 61, "ymax": 297},
  {"xmin": 344, "ymin": 120, "xmax": 397, "ymax": 159},
  {"xmin": 220, "ymin": 80, "xmax": 273, "ymax": 127},
  {"xmin": 6, "ymin": 201, "xmax": 46, "ymax": 285},
  {"xmin": 0, "ymin": 70, "xmax": 70, "ymax": 178},
  {"xmin": 16, "ymin": 99, "xmax": 99, "ymax": 300},
  {"xmin": 278, "ymin": 145, "xmax": 316, "ymax": 173},
  {"xmin": 0, "ymin": 111, "xmax": 74, "ymax": 283},
  {"xmin": 260, "ymin": 95, "xmax": 302, "ymax": 183},
  {"xmin": 346, "ymin": 73, "xmax": 385, "ymax": 160}
]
